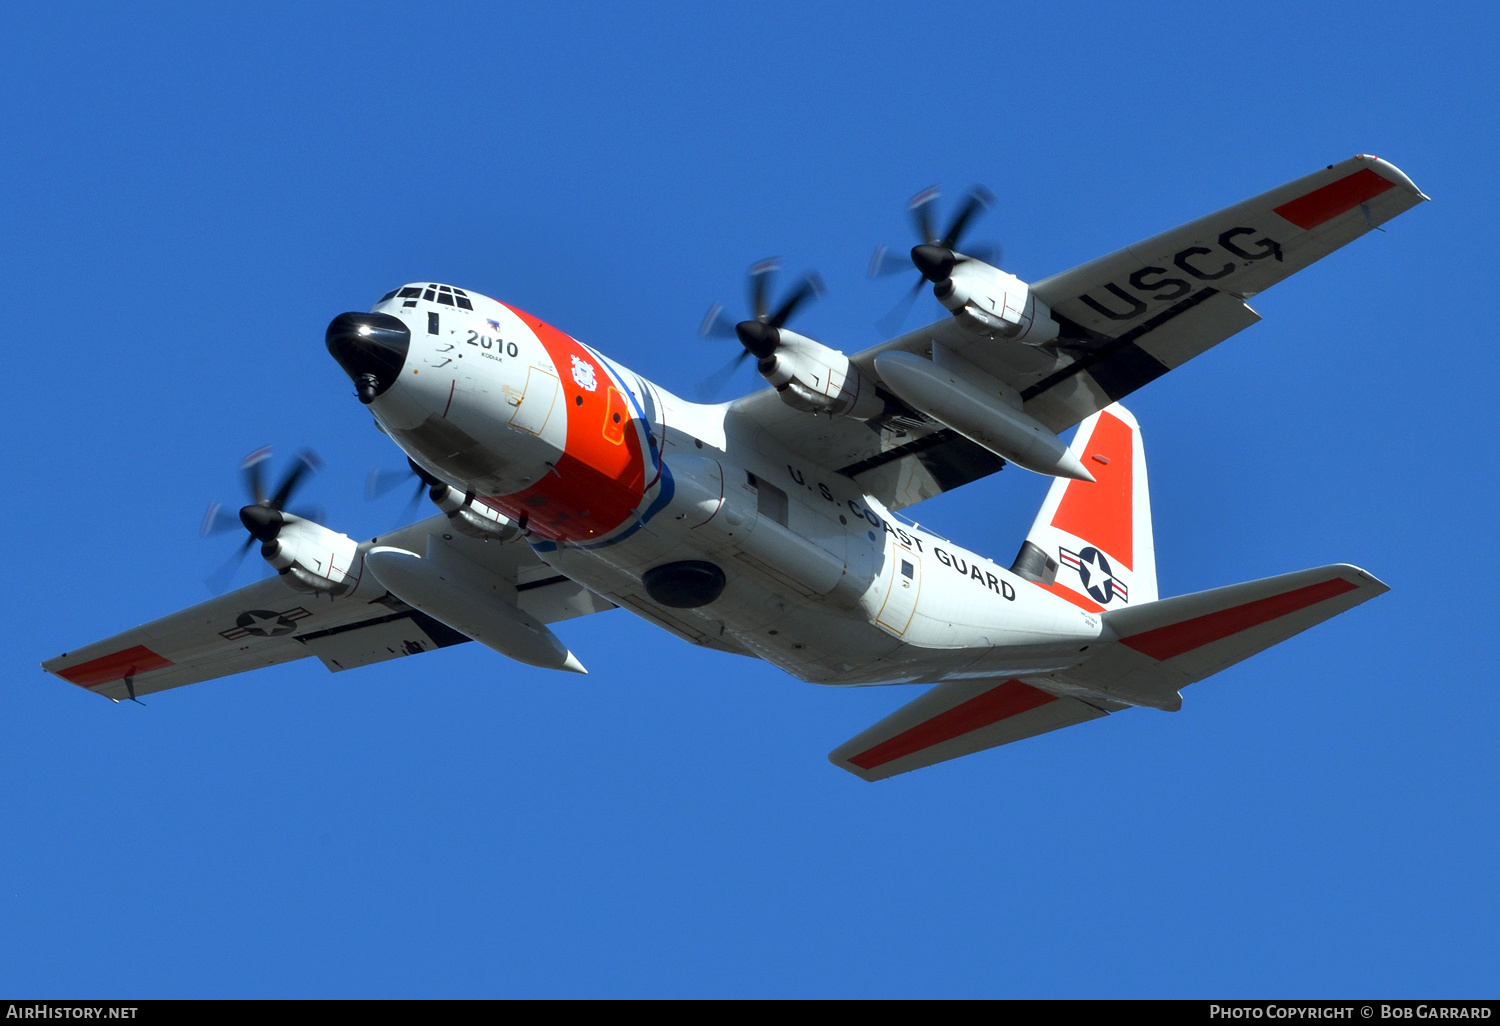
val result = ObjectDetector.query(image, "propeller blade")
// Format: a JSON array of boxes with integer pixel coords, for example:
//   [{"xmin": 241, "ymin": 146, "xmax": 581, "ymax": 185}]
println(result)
[
  {"xmin": 908, "ymin": 185, "xmax": 941, "ymax": 244},
  {"xmin": 285, "ymin": 505, "xmax": 326, "ymax": 525},
  {"xmin": 366, "ymin": 466, "xmax": 415, "ymax": 501},
  {"xmin": 747, "ymin": 258, "xmax": 779, "ymax": 321},
  {"xmin": 406, "ymin": 457, "xmax": 443, "ymax": 488},
  {"xmin": 241, "ymin": 446, "xmax": 272, "ymax": 506},
  {"xmin": 768, "ymin": 273, "xmax": 825, "ymax": 329},
  {"xmin": 269, "ymin": 450, "xmax": 322, "ymax": 510},
  {"xmin": 960, "ymin": 243, "xmax": 1003, "ymax": 267},
  {"xmin": 940, "ymin": 185, "xmax": 995, "ymax": 249},
  {"xmin": 402, "ymin": 480, "xmax": 427, "ymax": 521},
  {"xmin": 876, "ymin": 276, "xmax": 926, "ymax": 338},
  {"xmin": 697, "ymin": 302, "xmax": 739, "ymax": 340},
  {"xmin": 205, "ymin": 534, "xmax": 255, "ymax": 594},
  {"xmin": 867, "ymin": 245, "xmax": 913, "ymax": 279},
  {"xmin": 199, "ymin": 502, "xmax": 242, "ymax": 537},
  {"xmin": 695, "ymin": 349, "xmax": 753, "ymax": 402}
]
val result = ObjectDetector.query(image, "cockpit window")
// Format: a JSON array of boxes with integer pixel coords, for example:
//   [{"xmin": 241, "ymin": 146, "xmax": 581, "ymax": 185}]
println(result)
[
  {"xmin": 379, "ymin": 289, "xmax": 398, "ymax": 302},
  {"xmin": 392, "ymin": 283, "xmax": 475, "ymax": 310}
]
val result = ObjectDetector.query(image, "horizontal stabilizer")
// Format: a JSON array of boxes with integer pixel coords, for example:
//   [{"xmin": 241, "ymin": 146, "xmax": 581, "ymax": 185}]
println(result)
[
  {"xmin": 1071, "ymin": 564, "xmax": 1389, "ymax": 709},
  {"xmin": 831, "ymin": 564, "xmax": 1387, "ymax": 780},
  {"xmin": 829, "ymin": 678, "xmax": 1111, "ymax": 782}
]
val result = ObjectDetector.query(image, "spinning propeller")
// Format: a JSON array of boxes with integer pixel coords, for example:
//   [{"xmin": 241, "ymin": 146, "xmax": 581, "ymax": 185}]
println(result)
[
  {"xmin": 869, "ymin": 185, "xmax": 999, "ymax": 335},
  {"xmin": 696, "ymin": 258, "xmax": 825, "ymax": 400},
  {"xmin": 201, "ymin": 447, "xmax": 323, "ymax": 591},
  {"xmin": 366, "ymin": 457, "xmax": 444, "ymax": 523}
]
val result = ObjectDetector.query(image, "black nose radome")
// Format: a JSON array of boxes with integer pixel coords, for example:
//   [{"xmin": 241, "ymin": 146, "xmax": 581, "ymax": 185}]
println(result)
[
  {"xmin": 326, "ymin": 312, "xmax": 411, "ymax": 404},
  {"xmin": 911, "ymin": 244, "xmax": 957, "ymax": 284}
]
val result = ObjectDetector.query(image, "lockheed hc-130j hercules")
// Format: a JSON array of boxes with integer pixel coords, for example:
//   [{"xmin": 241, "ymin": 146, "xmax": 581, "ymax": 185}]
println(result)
[{"xmin": 44, "ymin": 156, "xmax": 1426, "ymax": 780}]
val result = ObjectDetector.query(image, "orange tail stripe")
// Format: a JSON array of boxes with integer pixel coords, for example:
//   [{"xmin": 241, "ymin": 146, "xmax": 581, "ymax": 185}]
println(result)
[
  {"xmin": 848, "ymin": 680, "xmax": 1057, "ymax": 770},
  {"xmin": 1050, "ymin": 410, "xmax": 1134, "ymax": 569},
  {"xmin": 1121, "ymin": 578, "xmax": 1359, "ymax": 661}
]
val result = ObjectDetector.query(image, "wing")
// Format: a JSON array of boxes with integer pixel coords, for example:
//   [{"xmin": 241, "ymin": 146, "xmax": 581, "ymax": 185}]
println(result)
[
  {"xmin": 42, "ymin": 515, "xmax": 615, "ymax": 702},
  {"xmin": 733, "ymin": 155, "xmax": 1426, "ymax": 510},
  {"xmin": 726, "ymin": 387, "xmax": 1008, "ymax": 511}
]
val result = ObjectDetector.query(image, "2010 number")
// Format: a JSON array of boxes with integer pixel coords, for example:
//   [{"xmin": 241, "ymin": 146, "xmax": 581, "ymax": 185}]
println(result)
[{"xmin": 465, "ymin": 330, "xmax": 519, "ymax": 357}]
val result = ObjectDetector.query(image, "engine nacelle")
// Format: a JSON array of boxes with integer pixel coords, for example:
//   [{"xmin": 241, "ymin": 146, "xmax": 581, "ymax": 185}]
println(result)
[
  {"xmin": 757, "ymin": 329, "xmax": 884, "ymax": 420},
  {"xmin": 430, "ymin": 483, "xmax": 521, "ymax": 541},
  {"xmin": 936, "ymin": 259, "xmax": 1059, "ymax": 347},
  {"xmin": 261, "ymin": 515, "xmax": 361, "ymax": 595}
]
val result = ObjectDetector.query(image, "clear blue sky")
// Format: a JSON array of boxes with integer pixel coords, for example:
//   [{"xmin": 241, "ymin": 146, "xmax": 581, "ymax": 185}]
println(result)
[{"xmin": 3, "ymin": 1, "xmax": 1495, "ymax": 998}]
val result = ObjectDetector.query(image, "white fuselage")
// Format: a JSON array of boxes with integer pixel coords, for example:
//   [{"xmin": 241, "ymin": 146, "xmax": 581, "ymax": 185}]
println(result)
[{"xmin": 360, "ymin": 284, "xmax": 1103, "ymax": 686}]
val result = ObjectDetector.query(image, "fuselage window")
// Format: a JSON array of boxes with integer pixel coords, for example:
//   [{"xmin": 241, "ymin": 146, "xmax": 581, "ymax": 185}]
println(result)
[{"xmin": 901, "ymin": 560, "xmax": 914, "ymax": 579}]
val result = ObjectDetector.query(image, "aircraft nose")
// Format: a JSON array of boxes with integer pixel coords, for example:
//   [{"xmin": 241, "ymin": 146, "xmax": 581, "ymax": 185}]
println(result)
[{"xmin": 325, "ymin": 312, "xmax": 411, "ymax": 404}]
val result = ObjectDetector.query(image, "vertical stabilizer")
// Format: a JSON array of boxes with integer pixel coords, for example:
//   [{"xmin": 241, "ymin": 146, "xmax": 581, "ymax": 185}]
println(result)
[{"xmin": 1010, "ymin": 404, "xmax": 1156, "ymax": 611}]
